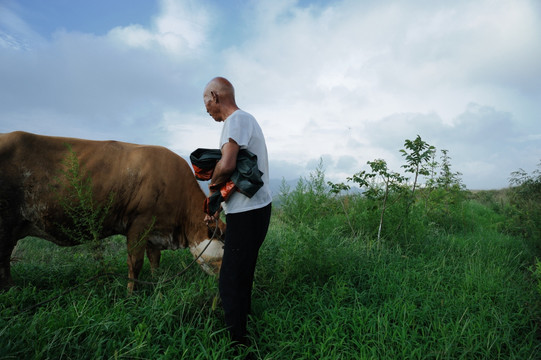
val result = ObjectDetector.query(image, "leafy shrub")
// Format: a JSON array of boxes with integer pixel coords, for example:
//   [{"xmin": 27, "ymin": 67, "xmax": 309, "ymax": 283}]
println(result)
[
  {"xmin": 508, "ymin": 161, "xmax": 541, "ymax": 242},
  {"xmin": 53, "ymin": 145, "xmax": 115, "ymax": 263}
]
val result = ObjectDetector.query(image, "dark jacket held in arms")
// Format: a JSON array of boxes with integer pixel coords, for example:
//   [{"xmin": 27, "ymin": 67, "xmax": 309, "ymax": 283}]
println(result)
[{"xmin": 190, "ymin": 148, "xmax": 264, "ymax": 215}]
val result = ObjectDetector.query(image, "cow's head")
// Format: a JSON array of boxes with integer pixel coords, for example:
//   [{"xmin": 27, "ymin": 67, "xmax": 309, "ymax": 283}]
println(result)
[{"xmin": 189, "ymin": 219, "xmax": 225, "ymax": 275}]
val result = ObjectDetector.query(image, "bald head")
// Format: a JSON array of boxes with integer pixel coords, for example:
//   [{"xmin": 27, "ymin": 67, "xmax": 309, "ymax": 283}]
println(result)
[
  {"xmin": 205, "ymin": 77, "xmax": 235, "ymax": 98},
  {"xmin": 203, "ymin": 77, "xmax": 239, "ymax": 122}
]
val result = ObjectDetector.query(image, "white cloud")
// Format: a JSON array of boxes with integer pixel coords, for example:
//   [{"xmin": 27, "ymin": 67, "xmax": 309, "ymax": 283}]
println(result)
[
  {"xmin": 160, "ymin": 110, "xmax": 222, "ymax": 156},
  {"xmin": 108, "ymin": 0, "xmax": 210, "ymax": 56},
  {"xmin": 215, "ymin": 0, "xmax": 540, "ymax": 189},
  {"xmin": 1, "ymin": 0, "xmax": 210, "ymax": 144},
  {"xmin": 0, "ymin": 0, "xmax": 539, "ymax": 190}
]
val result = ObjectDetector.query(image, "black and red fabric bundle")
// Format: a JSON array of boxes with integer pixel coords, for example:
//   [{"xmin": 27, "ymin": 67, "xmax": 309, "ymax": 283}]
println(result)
[{"xmin": 190, "ymin": 148, "xmax": 264, "ymax": 215}]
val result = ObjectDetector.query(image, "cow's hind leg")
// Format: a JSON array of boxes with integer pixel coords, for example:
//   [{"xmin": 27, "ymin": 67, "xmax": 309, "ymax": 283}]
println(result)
[
  {"xmin": 0, "ymin": 180, "xmax": 24, "ymax": 290},
  {"xmin": 0, "ymin": 235, "xmax": 16, "ymax": 290},
  {"xmin": 146, "ymin": 246, "xmax": 161, "ymax": 275},
  {"xmin": 0, "ymin": 249, "xmax": 15, "ymax": 290},
  {"xmin": 0, "ymin": 211, "xmax": 18, "ymax": 290}
]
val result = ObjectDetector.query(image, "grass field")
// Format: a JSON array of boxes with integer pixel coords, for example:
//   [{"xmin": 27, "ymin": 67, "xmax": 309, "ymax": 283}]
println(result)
[
  {"xmin": 3, "ymin": 136, "xmax": 539, "ymax": 359},
  {"xmin": 1, "ymin": 193, "xmax": 540, "ymax": 359}
]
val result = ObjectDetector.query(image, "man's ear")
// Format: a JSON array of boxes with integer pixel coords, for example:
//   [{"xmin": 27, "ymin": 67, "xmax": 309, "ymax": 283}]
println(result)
[{"xmin": 211, "ymin": 91, "xmax": 219, "ymax": 103}]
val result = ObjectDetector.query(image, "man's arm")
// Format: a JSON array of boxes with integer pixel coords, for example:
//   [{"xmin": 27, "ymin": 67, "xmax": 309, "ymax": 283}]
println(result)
[
  {"xmin": 211, "ymin": 138, "xmax": 240, "ymax": 185},
  {"xmin": 204, "ymin": 139, "xmax": 239, "ymax": 223}
]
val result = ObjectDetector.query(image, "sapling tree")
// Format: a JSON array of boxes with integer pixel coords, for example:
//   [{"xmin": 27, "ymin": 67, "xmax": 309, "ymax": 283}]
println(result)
[
  {"xmin": 400, "ymin": 135, "xmax": 435, "ymax": 203},
  {"xmin": 399, "ymin": 135, "xmax": 435, "ymax": 234},
  {"xmin": 421, "ymin": 149, "xmax": 439, "ymax": 211},
  {"xmin": 437, "ymin": 149, "xmax": 464, "ymax": 191},
  {"xmin": 327, "ymin": 181, "xmax": 356, "ymax": 237},
  {"xmin": 421, "ymin": 149, "xmax": 466, "ymax": 230},
  {"xmin": 348, "ymin": 159, "xmax": 407, "ymax": 243}
]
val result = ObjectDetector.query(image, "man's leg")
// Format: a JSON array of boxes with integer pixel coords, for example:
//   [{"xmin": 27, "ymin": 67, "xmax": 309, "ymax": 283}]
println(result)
[{"xmin": 219, "ymin": 203, "xmax": 271, "ymax": 344}]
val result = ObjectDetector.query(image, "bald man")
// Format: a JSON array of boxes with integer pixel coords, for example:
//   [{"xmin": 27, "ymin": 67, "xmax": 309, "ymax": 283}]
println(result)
[{"xmin": 203, "ymin": 77, "xmax": 272, "ymax": 346}]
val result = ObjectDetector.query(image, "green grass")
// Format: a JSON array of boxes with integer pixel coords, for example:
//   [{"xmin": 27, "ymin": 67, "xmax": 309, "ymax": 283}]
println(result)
[
  {"xmin": 253, "ymin": 219, "xmax": 540, "ymax": 359},
  {"xmin": 2, "ymin": 236, "xmax": 233, "ymax": 359},
  {"xmin": 1, "ymin": 198, "xmax": 540, "ymax": 359}
]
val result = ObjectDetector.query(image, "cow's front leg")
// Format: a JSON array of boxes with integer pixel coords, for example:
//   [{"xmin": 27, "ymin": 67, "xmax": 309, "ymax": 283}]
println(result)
[
  {"xmin": 126, "ymin": 224, "xmax": 149, "ymax": 294},
  {"xmin": 126, "ymin": 249, "xmax": 145, "ymax": 294},
  {"xmin": 0, "ymin": 240, "xmax": 16, "ymax": 290},
  {"xmin": 146, "ymin": 246, "xmax": 161, "ymax": 275},
  {"xmin": 0, "ymin": 256, "xmax": 14, "ymax": 291}
]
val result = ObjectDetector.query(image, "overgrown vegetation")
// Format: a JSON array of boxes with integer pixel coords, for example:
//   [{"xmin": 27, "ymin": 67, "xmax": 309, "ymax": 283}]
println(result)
[
  {"xmin": 1, "ymin": 138, "xmax": 540, "ymax": 359},
  {"xmin": 471, "ymin": 160, "xmax": 541, "ymax": 298},
  {"xmin": 328, "ymin": 136, "xmax": 467, "ymax": 245}
]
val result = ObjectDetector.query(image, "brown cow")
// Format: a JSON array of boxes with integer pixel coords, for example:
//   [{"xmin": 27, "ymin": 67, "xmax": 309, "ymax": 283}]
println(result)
[{"xmin": 0, "ymin": 131, "xmax": 224, "ymax": 292}]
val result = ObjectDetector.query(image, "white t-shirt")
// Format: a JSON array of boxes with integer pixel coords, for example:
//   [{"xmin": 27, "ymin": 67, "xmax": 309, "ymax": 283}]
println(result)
[{"xmin": 219, "ymin": 109, "xmax": 272, "ymax": 214}]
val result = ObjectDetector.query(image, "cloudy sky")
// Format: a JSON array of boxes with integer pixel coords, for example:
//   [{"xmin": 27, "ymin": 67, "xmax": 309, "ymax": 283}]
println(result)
[{"xmin": 1, "ymin": 0, "xmax": 540, "ymax": 190}]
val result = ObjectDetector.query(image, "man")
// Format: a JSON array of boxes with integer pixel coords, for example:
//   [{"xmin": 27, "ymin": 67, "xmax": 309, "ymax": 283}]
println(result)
[{"xmin": 202, "ymin": 77, "xmax": 272, "ymax": 346}]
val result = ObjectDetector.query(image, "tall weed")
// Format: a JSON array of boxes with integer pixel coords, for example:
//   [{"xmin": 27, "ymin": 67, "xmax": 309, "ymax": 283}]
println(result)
[{"xmin": 53, "ymin": 145, "xmax": 115, "ymax": 264}]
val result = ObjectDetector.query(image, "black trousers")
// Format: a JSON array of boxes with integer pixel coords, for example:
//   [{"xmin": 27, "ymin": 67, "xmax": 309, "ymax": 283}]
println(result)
[{"xmin": 219, "ymin": 203, "xmax": 272, "ymax": 343}]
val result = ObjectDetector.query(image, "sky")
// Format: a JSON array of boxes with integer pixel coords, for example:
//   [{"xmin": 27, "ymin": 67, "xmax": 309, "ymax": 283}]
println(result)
[{"xmin": 1, "ymin": 0, "xmax": 540, "ymax": 190}]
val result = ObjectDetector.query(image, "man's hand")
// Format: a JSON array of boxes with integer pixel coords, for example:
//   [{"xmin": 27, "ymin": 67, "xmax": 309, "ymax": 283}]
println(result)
[
  {"xmin": 205, "ymin": 139, "xmax": 238, "ymax": 224},
  {"xmin": 204, "ymin": 211, "xmax": 220, "ymax": 225}
]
